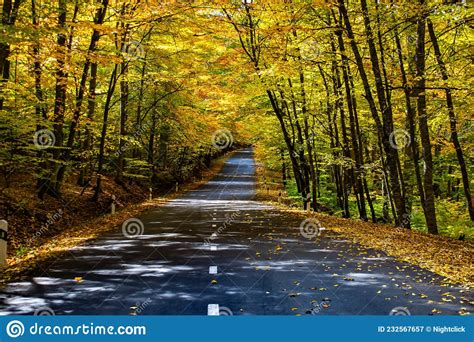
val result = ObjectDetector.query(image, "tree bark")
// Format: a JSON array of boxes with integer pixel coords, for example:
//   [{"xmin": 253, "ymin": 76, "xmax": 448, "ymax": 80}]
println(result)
[
  {"xmin": 427, "ymin": 18, "xmax": 473, "ymax": 221},
  {"xmin": 415, "ymin": 0, "xmax": 438, "ymax": 234}
]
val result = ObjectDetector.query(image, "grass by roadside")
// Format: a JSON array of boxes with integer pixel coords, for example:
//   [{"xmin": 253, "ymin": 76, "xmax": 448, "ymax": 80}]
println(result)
[
  {"xmin": 253, "ymin": 147, "xmax": 473, "ymax": 287},
  {"xmin": 0, "ymin": 152, "xmax": 233, "ymax": 287}
]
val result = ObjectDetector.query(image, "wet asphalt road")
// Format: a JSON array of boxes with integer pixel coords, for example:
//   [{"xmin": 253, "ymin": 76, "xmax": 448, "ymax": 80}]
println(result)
[{"xmin": 0, "ymin": 149, "xmax": 471, "ymax": 316}]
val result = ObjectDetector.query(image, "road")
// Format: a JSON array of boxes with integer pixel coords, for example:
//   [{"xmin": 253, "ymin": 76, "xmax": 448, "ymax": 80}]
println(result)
[{"xmin": 0, "ymin": 149, "xmax": 470, "ymax": 315}]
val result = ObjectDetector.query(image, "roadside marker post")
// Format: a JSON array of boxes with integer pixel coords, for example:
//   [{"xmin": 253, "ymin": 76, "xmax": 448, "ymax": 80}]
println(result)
[
  {"xmin": 149, "ymin": 187, "xmax": 153, "ymax": 201},
  {"xmin": 0, "ymin": 220, "xmax": 7, "ymax": 267}
]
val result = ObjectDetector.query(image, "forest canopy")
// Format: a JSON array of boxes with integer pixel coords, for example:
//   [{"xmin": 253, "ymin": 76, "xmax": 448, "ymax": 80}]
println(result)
[{"xmin": 0, "ymin": 0, "xmax": 472, "ymax": 248}]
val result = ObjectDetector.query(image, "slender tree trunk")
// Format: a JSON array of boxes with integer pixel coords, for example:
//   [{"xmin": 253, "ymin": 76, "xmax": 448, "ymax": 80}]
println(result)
[
  {"xmin": 32, "ymin": 0, "xmax": 51, "ymax": 197},
  {"xmin": 415, "ymin": 1, "xmax": 438, "ymax": 234},
  {"xmin": 267, "ymin": 90, "xmax": 303, "ymax": 196},
  {"xmin": 54, "ymin": 0, "xmax": 109, "ymax": 192},
  {"xmin": 359, "ymin": 0, "xmax": 408, "ymax": 226},
  {"xmin": 133, "ymin": 54, "xmax": 147, "ymax": 159},
  {"xmin": 92, "ymin": 64, "xmax": 119, "ymax": 202},
  {"xmin": 78, "ymin": 62, "xmax": 98, "ymax": 187},
  {"xmin": 0, "ymin": 0, "xmax": 21, "ymax": 111},
  {"xmin": 427, "ymin": 19, "xmax": 473, "ymax": 221},
  {"xmin": 334, "ymin": 14, "xmax": 367, "ymax": 220},
  {"xmin": 319, "ymin": 65, "xmax": 344, "ymax": 212},
  {"xmin": 339, "ymin": 0, "xmax": 391, "ymax": 219},
  {"xmin": 394, "ymin": 25, "xmax": 426, "ymax": 218},
  {"xmin": 116, "ymin": 61, "xmax": 129, "ymax": 184},
  {"xmin": 38, "ymin": 0, "xmax": 68, "ymax": 199},
  {"xmin": 286, "ymin": 79, "xmax": 310, "ymax": 209}
]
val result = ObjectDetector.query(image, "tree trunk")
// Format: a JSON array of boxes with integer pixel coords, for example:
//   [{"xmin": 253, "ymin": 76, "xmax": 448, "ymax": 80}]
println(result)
[
  {"xmin": 38, "ymin": 0, "xmax": 68, "ymax": 199},
  {"xmin": 427, "ymin": 19, "xmax": 473, "ymax": 221},
  {"xmin": 415, "ymin": 1, "xmax": 438, "ymax": 234},
  {"xmin": 92, "ymin": 64, "xmax": 119, "ymax": 202},
  {"xmin": 359, "ymin": 0, "xmax": 408, "ymax": 227},
  {"xmin": 0, "ymin": 0, "xmax": 21, "ymax": 111},
  {"xmin": 54, "ymin": 0, "xmax": 109, "ymax": 192}
]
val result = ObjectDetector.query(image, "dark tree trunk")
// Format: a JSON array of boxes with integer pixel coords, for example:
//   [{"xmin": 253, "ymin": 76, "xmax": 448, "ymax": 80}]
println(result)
[
  {"xmin": 0, "ymin": 0, "xmax": 21, "ymax": 111},
  {"xmin": 394, "ymin": 25, "xmax": 426, "ymax": 218},
  {"xmin": 54, "ymin": 0, "xmax": 109, "ymax": 192},
  {"xmin": 359, "ymin": 0, "xmax": 408, "ymax": 227},
  {"xmin": 334, "ymin": 13, "xmax": 367, "ymax": 220},
  {"xmin": 415, "ymin": 1, "xmax": 438, "ymax": 234},
  {"xmin": 78, "ymin": 62, "xmax": 98, "ymax": 187},
  {"xmin": 92, "ymin": 64, "xmax": 119, "ymax": 202},
  {"xmin": 427, "ymin": 19, "xmax": 473, "ymax": 221},
  {"xmin": 38, "ymin": 0, "xmax": 68, "ymax": 199}
]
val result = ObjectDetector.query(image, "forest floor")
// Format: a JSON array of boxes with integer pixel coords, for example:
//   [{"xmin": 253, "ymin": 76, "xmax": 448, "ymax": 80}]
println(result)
[{"xmin": 0, "ymin": 153, "xmax": 232, "ymax": 287}]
